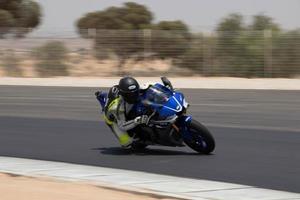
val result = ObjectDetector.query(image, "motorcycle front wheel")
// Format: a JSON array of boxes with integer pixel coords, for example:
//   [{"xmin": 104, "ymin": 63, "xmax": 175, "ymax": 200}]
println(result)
[{"xmin": 183, "ymin": 119, "xmax": 215, "ymax": 154}]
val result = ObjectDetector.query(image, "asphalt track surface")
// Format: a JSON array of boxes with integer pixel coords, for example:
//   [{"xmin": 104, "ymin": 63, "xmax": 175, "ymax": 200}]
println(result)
[{"xmin": 0, "ymin": 86, "xmax": 300, "ymax": 193}]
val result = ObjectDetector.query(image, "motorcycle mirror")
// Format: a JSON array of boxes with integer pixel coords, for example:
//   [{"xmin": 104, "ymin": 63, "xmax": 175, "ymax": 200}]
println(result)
[{"xmin": 161, "ymin": 77, "xmax": 174, "ymax": 90}]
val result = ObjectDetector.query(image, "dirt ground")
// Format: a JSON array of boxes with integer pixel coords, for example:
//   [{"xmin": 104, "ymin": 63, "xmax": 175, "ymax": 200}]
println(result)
[{"xmin": 0, "ymin": 173, "xmax": 178, "ymax": 200}]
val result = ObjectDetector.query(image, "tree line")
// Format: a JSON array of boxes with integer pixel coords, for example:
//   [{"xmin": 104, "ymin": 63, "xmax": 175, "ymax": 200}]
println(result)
[
  {"xmin": 76, "ymin": 2, "xmax": 191, "ymax": 71},
  {"xmin": 76, "ymin": 2, "xmax": 300, "ymax": 77},
  {"xmin": 0, "ymin": 1, "xmax": 299, "ymax": 77}
]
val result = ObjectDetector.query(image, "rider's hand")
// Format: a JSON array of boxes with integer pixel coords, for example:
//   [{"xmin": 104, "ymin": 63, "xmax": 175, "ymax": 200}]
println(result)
[
  {"xmin": 134, "ymin": 115, "xmax": 149, "ymax": 125},
  {"xmin": 95, "ymin": 91, "xmax": 101, "ymax": 97}
]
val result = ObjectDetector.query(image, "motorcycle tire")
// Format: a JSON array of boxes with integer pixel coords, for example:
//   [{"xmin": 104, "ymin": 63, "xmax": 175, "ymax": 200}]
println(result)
[{"xmin": 183, "ymin": 119, "xmax": 215, "ymax": 154}]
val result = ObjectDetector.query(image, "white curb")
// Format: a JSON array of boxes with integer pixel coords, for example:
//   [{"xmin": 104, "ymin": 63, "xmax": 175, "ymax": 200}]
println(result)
[{"xmin": 0, "ymin": 156, "xmax": 299, "ymax": 200}]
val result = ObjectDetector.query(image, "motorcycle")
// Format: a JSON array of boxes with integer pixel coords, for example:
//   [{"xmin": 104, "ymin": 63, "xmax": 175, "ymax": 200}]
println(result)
[{"xmin": 97, "ymin": 77, "xmax": 215, "ymax": 154}]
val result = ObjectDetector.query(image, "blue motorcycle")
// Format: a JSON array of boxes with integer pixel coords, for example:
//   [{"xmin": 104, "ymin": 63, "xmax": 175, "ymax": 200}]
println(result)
[{"xmin": 98, "ymin": 77, "xmax": 215, "ymax": 154}]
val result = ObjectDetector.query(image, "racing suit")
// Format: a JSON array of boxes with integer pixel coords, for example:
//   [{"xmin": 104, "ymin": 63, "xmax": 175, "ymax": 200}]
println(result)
[{"xmin": 103, "ymin": 85, "xmax": 148, "ymax": 148}]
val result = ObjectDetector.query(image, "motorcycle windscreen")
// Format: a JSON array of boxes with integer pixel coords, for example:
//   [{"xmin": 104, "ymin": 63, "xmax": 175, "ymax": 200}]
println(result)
[
  {"xmin": 142, "ymin": 84, "xmax": 172, "ymax": 106},
  {"xmin": 142, "ymin": 84, "xmax": 183, "ymax": 117}
]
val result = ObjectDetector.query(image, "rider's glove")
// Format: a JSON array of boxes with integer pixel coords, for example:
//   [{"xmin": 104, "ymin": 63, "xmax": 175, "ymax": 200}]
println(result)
[
  {"xmin": 134, "ymin": 115, "xmax": 149, "ymax": 125},
  {"xmin": 95, "ymin": 91, "xmax": 101, "ymax": 97}
]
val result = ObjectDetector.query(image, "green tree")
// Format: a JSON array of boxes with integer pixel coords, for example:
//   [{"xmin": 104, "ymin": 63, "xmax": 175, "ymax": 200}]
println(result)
[
  {"xmin": 15, "ymin": 0, "xmax": 41, "ymax": 37},
  {"xmin": 250, "ymin": 14, "xmax": 280, "ymax": 32},
  {"xmin": 215, "ymin": 13, "xmax": 246, "ymax": 76},
  {"xmin": 151, "ymin": 20, "xmax": 191, "ymax": 59},
  {"xmin": 215, "ymin": 13, "xmax": 282, "ymax": 77},
  {"xmin": 32, "ymin": 41, "xmax": 69, "ymax": 77},
  {"xmin": 76, "ymin": 2, "xmax": 152, "ymax": 38},
  {"xmin": 77, "ymin": 2, "xmax": 191, "ymax": 73},
  {"xmin": 0, "ymin": 0, "xmax": 41, "ymax": 38},
  {"xmin": 272, "ymin": 30, "xmax": 300, "ymax": 77},
  {"xmin": 76, "ymin": 2, "xmax": 153, "ymax": 73},
  {"xmin": 241, "ymin": 14, "xmax": 281, "ymax": 77},
  {"xmin": 0, "ymin": 9, "xmax": 15, "ymax": 38},
  {"xmin": 217, "ymin": 13, "xmax": 244, "ymax": 33}
]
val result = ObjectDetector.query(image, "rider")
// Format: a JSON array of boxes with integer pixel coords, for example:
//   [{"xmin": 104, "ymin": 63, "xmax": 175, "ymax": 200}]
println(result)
[{"xmin": 95, "ymin": 77, "xmax": 150, "ymax": 148}]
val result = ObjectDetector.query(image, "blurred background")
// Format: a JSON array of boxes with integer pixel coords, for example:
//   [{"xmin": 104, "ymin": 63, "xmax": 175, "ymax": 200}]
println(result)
[
  {"xmin": 1, "ymin": 1, "xmax": 300, "ymax": 195},
  {"xmin": 0, "ymin": 0, "xmax": 299, "ymax": 78}
]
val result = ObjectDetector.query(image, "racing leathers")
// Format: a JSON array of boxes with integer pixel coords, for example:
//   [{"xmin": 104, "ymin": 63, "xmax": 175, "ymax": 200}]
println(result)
[{"xmin": 102, "ymin": 85, "xmax": 149, "ymax": 148}]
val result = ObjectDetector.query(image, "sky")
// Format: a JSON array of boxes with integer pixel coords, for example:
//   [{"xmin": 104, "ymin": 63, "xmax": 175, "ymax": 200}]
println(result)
[{"xmin": 33, "ymin": 0, "xmax": 300, "ymax": 36}]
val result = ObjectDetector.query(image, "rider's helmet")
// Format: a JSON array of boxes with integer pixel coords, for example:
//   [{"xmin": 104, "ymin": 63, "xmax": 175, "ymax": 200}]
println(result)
[{"xmin": 118, "ymin": 77, "xmax": 140, "ymax": 104}]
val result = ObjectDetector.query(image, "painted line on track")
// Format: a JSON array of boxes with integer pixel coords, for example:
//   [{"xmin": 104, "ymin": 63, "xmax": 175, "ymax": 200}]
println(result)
[
  {"xmin": 0, "ymin": 156, "xmax": 299, "ymax": 200},
  {"xmin": 206, "ymin": 123, "xmax": 300, "ymax": 133}
]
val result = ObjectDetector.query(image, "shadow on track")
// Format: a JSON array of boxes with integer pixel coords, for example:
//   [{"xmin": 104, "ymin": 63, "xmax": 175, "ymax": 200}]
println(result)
[{"xmin": 92, "ymin": 147, "xmax": 205, "ymax": 156}]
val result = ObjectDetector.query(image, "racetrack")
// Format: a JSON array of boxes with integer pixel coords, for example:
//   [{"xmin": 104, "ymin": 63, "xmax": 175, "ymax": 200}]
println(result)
[{"xmin": 0, "ymin": 86, "xmax": 300, "ymax": 193}]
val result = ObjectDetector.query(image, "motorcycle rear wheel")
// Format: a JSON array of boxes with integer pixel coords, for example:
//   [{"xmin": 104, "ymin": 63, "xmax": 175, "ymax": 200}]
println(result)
[{"xmin": 183, "ymin": 119, "xmax": 215, "ymax": 154}]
